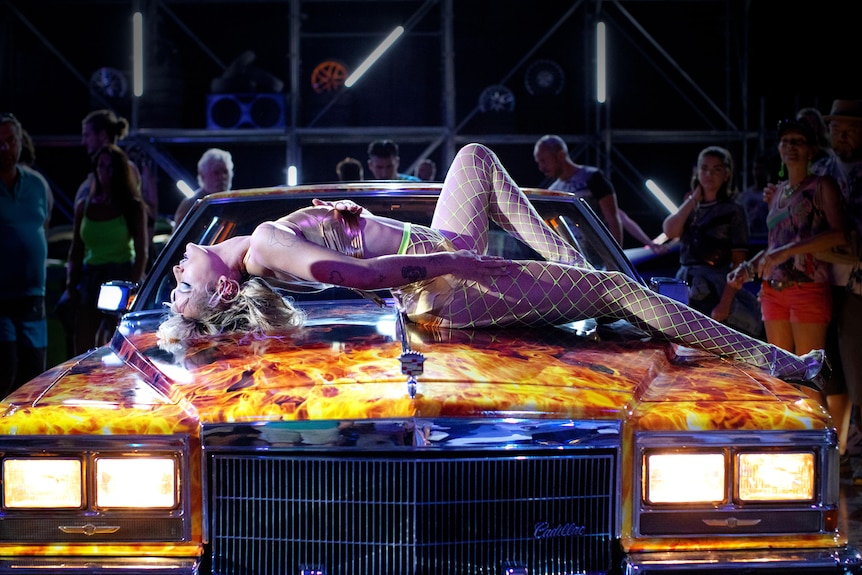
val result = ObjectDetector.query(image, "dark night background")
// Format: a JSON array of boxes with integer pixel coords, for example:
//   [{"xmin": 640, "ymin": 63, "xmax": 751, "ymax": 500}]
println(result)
[{"xmin": 0, "ymin": 0, "xmax": 855, "ymax": 244}]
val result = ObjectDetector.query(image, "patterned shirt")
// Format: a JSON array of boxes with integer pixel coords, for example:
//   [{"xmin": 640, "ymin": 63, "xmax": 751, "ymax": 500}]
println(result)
[{"xmin": 765, "ymin": 177, "xmax": 833, "ymax": 284}]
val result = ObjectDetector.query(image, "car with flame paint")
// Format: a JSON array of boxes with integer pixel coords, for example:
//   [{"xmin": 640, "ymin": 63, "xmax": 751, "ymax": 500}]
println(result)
[{"xmin": 0, "ymin": 183, "xmax": 858, "ymax": 575}]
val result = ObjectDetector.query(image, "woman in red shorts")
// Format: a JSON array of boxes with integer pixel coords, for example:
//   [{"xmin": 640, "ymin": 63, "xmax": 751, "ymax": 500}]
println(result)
[{"xmin": 731, "ymin": 119, "xmax": 847, "ymax": 401}]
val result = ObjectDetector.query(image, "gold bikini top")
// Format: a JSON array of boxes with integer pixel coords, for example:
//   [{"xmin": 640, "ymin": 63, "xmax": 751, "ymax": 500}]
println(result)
[{"xmin": 286, "ymin": 206, "xmax": 364, "ymax": 258}]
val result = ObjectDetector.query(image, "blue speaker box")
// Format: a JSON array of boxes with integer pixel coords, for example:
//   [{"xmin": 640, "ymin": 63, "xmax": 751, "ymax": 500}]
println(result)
[{"xmin": 206, "ymin": 93, "xmax": 286, "ymax": 129}]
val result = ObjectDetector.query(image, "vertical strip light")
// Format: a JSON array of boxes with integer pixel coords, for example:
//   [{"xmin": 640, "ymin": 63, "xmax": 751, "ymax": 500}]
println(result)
[
  {"xmin": 645, "ymin": 179, "xmax": 679, "ymax": 214},
  {"xmin": 286, "ymin": 165, "xmax": 298, "ymax": 186},
  {"xmin": 133, "ymin": 12, "xmax": 144, "ymax": 97},
  {"xmin": 596, "ymin": 21, "xmax": 606, "ymax": 104},
  {"xmin": 345, "ymin": 26, "xmax": 405, "ymax": 88},
  {"xmin": 176, "ymin": 180, "xmax": 195, "ymax": 198}
]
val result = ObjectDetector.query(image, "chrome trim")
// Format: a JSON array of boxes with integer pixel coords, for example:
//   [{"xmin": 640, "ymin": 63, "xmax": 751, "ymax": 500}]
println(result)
[
  {"xmin": 58, "ymin": 524, "xmax": 121, "ymax": 535},
  {"xmin": 0, "ymin": 557, "xmax": 199, "ymax": 574},
  {"xmin": 702, "ymin": 517, "xmax": 761, "ymax": 528},
  {"xmin": 625, "ymin": 547, "xmax": 862, "ymax": 573},
  {"xmin": 201, "ymin": 418, "xmax": 621, "ymax": 451},
  {"xmin": 0, "ymin": 434, "xmax": 190, "ymax": 455}
]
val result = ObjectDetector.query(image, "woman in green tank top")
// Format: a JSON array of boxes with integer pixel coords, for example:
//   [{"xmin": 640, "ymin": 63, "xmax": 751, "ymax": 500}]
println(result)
[{"xmin": 63, "ymin": 144, "xmax": 148, "ymax": 355}]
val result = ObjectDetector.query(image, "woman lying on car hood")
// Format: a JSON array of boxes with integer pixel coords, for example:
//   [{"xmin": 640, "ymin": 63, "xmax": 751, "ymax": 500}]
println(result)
[{"xmin": 159, "ymin": 143, "xmax": 823, "ymax": 384}]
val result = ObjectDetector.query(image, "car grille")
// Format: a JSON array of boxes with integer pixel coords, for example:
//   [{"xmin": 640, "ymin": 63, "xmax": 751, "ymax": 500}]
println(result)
[{"xmin": 209, "ymin": 452, "xmax": 617, "ymax": 575}]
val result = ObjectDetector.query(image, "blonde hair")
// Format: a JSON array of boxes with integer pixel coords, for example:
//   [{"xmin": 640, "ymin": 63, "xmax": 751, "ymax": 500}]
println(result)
[{"xmin": 157, "ymin": 277, "xmax": 305, "ymax": 351}]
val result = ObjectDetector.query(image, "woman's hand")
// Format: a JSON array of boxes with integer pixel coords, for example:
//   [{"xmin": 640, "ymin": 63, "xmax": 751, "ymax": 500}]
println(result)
[
  {"xmin": 647, "ymin": 240, "xmax": 668, "ymax": 255},
  {"xmin": 312, "ymin": 197, "xmax": 364, "ymax": 214},
  {"xmin": 449, "ymin": 250, "xmax": 514, "ymax": 282},
  {"xmin": 690, "ymin": 184, "xmax": 704, "ymax": 204},
  {"xmin": 727, "ymin": 260, "xmax": 756, "ymax": 286},
  {"xmin": 763, "ymin": 183, "xmax": 777, "ymax": 205},
  {"xmin": 757, "ymin": 246, "xmax": 790, "ymax": 278}
]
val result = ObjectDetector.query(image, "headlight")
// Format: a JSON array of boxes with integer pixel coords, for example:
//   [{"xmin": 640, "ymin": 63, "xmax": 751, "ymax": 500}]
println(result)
[
  {"xmin": 738, "ymin": 452, "xmax": 815, "ymax": 501},
  {"xmin": 95, "ymin": 457, "xmax": 178, "ymax": 508},
  {"xmin": 645, "ymin": 452, "xmax": 725, "ymax": 504},
  {"xmin": 3, "ymin": 458, "xmax": 82, "ymax": 508}
]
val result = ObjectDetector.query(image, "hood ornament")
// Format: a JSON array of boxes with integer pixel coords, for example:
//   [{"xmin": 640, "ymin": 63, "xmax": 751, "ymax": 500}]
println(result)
[
  {"xmin": 400, "ymin": 350, "xmax": 425, "ymax": 399},
  {"xmin": 396, "ymin": 312, "xmax": 424, "ymax": 398}
]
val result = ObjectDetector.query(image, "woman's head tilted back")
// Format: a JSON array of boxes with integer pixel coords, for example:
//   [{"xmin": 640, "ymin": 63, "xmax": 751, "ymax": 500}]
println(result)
[
  {"xmin": 160, "ymin": 240, "xmax": 305, "ymax": 349},
  {"xmin": 158, "ymin": 276, "xmax": 306, "ymax": 350}
]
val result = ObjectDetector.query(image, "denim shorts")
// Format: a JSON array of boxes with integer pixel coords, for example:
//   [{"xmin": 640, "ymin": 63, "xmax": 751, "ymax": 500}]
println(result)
[{"xmin": 0, "ymin": 296, "xmax": 47, "ymax": 347}]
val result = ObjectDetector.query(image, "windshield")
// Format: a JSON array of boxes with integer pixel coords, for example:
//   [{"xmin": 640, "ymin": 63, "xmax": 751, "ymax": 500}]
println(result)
[{"xmin": 136, "ymin": 188, "xmax": 638, "ymax": 312}]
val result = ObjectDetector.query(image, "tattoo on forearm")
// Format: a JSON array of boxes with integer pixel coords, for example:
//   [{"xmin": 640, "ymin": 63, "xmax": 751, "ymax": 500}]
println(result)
[
  {"xmin": 402, "ymin": 266, "xmax": 427, "ymax": 283},
  {"xmin": 328, "ymin": 270, "xmax": 346, "ymax": 285}
]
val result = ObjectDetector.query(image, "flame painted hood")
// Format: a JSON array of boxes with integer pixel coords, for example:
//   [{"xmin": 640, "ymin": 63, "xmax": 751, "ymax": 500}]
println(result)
[{"xmin": 0, "ymin": 301, "xmax": 826, "ymax": 435}]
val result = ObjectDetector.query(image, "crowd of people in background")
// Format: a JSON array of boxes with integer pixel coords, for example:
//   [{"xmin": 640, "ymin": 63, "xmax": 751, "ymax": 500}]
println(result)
[
  {"xmin": 3, "ymin": 102, "xmax": 861, "ymax": 476},
  {"xmin": 638, "ymin": 103, "xmax": 861, "ymax": 483},
  {"xmin": 334, "ymin": 139, "xmax": 438, "ymax": 183}
]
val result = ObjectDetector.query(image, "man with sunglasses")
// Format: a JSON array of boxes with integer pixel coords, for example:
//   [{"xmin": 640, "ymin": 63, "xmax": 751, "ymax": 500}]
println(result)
[{"xmin": 0, "ymin": 113, "xmax": 53, "ymax": 399}]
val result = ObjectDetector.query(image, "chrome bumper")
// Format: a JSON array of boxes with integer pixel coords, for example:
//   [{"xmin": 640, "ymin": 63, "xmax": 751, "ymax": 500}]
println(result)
[
  {"xmin": 0, "ymin": 557, "xmax": 199, "ymax": 574},
  {"xmin": 625, "ymin": 546, "xmax": 862, "ymax": 573}
]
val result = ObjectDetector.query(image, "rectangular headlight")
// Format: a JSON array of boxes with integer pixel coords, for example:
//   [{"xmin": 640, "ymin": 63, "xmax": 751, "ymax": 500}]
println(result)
[
  {"xmin": 95, "ymin": 457, "xmax": 177, "ymax": 508},
  {"xmin": 738, "ymin": 452, "xmax": 815, "ymax": 501},
  {"xmin": 645, "ymin": 452, "xmax": 725, "ymax": 504},
  {"xmin": 3, "ymin": 458, "xmax": 82, "ymax": 508}
]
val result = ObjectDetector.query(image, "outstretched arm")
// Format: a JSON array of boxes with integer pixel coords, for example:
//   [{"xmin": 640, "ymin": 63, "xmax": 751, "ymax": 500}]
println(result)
[
  {"xmin": 620, "ymin": 209, "xmax": 666, "ymax": 252},
  {"xmin": 246, "ymin": 221, "xmax": 511, "ymax": 291}
]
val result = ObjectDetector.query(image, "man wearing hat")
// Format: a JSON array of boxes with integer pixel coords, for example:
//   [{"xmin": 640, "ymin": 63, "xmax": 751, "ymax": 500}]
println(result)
[{"xmin": 813, "ymin": 99, "xmax": 862, "ymax": 481}]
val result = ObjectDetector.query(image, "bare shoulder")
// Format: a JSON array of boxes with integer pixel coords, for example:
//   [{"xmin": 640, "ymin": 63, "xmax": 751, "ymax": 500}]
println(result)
[{"xmin": 251, "ymin": 220, "xmax": 304, "ymax": 247}]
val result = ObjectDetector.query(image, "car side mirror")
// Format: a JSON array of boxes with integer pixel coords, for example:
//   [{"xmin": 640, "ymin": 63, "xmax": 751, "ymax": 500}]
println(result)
[
  {"xmin": 649, "ymin": 276, "xmax": 689, "ymax": 305},
  {"xmin": 97, "ymin": 280, "xmax": 139, "ymax": 314}
]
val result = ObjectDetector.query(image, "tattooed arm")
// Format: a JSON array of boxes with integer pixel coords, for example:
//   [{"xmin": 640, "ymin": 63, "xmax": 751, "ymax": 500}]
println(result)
[{"xmin": 246, "ymin": 221, "xmax": 512, "ymax": 290}]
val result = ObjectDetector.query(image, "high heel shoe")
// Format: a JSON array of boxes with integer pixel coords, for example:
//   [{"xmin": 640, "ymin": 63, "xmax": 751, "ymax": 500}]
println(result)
[{"xmin": 772, "ymin": 348, "xmax": 827, "ymax": 390}]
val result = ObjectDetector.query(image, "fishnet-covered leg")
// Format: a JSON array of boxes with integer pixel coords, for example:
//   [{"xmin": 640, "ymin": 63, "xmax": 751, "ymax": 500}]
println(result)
[
  {"xmin": 431, "ymin": 143, "xmax": 590, "ymax": 267},
  {"xmin": 434, "ymin": 261, "xmax": 819, "ymax": 381}
]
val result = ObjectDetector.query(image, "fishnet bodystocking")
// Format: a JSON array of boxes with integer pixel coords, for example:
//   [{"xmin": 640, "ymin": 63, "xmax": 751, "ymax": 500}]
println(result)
[
  {"xmin": 410, "ymin": 143, "xmax": 820, "ymax": 382},
  {"xmin": 431, "ymin": 143, "xmax": 591, "ymax": 268}
]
